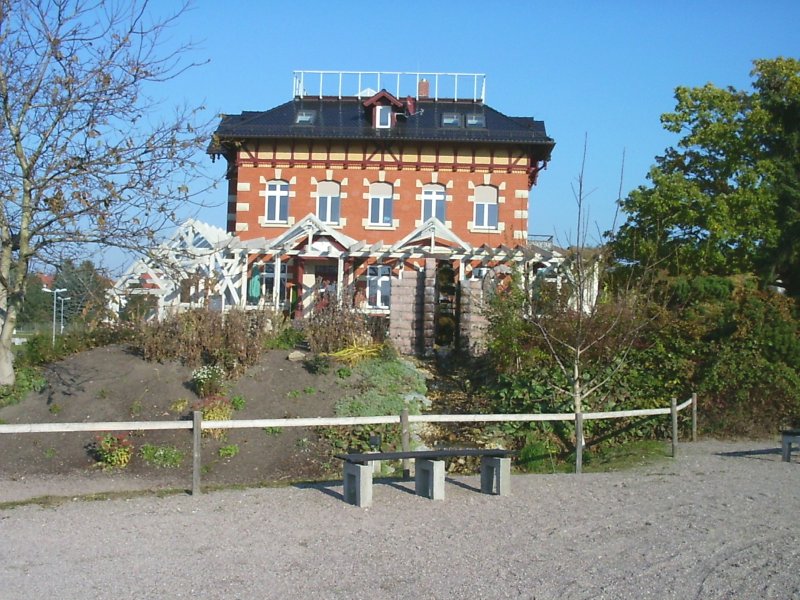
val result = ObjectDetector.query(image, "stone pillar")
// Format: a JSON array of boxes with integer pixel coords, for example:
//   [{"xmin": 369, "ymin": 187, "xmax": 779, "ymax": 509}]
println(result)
[
  {"xmin": 414, "ymin": 459, "xmax": 445, "ymax": 500},
  {"xmin": 389, "ymin": 270, "xmax": 424, "ymax": 354},
  {"xmin": 480, "ymin": 456, "xmax": 511, "ymax": 496},
  {"xmin": 423, "ymin": 258, "xmax": 437, "ymax": 356},
  {"xmin": 459, "ymin": 279, "xmax": 490, "ymax": 356}
]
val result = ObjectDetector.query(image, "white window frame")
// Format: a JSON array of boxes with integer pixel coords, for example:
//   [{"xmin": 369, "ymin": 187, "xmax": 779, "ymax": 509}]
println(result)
[
  {"xmin": 421, "ymin": 184, "xmax": 446, "ymax": 222},
  {"xmin": 474, "ymin": 185, "xmax": 499, "ymax": 230},
  {"xmin": 263, "ymin": 263, "xmax": 289, "ymax": 304},
  {"xmin": 470, "ymin": 266, "xmax": 491, "ymax": 281},
  {"xmin": 369, "ymin": 182, "xmax": 393, "ymax": 226},
  {"xmin": 376, "ymin": 105, "xmax": 392, "ymax": 129},
  {"xmin": 466, "ymin": 114, "xmax": 486, "ymax": 128},
  {"xmin": 441, "ymin": 112, "xmax": 462, "ymax": 127},
  {"xmin": 316, "ymin": 181, "xmax": 341, "ymax": 224},
  {"xmin": 295, "ymin": 110, "xmax": 316, "ymax": 125},
  {"xmin": 264, "ymin": 180, "xmax": 289, "ymax": 223},
  {"xmin": 367, "ymin": 265, "xmax": 391, "ymax": 309}
]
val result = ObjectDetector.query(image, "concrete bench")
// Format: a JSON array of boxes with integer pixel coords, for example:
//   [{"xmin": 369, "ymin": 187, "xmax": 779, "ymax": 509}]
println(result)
[
  {"xmin": 781, "ymin": 429, "xmax": 800, "ymax": 462},
  {"xmin": 336, "ymin": 448, "xmax": 514, "ymax": 507}
]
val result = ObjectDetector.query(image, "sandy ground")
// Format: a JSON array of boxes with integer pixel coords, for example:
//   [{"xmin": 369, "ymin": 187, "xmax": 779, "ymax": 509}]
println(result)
[{"xmin": 1, "ymin": 439, "xmax": 798, "ymax": 599}]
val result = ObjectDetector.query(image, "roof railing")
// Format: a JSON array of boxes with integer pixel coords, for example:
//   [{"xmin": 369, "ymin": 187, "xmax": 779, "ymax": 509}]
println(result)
[
  {"xmin": 527, "ymin": 234, "xmax": 554, "ymax": 251},
  {"xmin": 292, "ymin": 70, "xmax": 486, "ymax": 102}
]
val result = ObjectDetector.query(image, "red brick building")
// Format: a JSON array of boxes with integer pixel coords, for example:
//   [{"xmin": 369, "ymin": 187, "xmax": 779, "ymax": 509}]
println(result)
[{"xmin": 209, "ymin": 71, "xmax": 559, "ymax": 353}]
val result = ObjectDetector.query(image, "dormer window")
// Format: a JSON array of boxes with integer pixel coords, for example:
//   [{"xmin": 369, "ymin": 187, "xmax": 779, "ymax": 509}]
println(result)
[
  {"xmin": 295, "ymin": 110, "xmax": 316, "ymax": 125},
  {"xmin": 376, "ymin": 105, "xmax": 392, "ymax": 129},
  {"xmin": 466, "ymin": 114, "xmax": 486, "ymax": 128},
  {"xmin": 363, "ymin": 90, "xmax": 403, "ymax": 130},
  {"xmin": 441, "ymin": 113, "xmax": 462, "ymax": 128}
]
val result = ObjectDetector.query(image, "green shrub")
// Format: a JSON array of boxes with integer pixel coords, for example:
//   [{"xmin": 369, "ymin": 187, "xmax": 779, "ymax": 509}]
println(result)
[
  {"xmin": 138, "ymin": 444, "xmax": 184, "ymax": 468},
  {"xmin": 0, "ymin": 366, "xmax": 46, "ymax": 409},
  {"xmin": 518, "ymin": 438, "xmax": 561, "ymax": 473},
  {"xmin": 93, "ymin": 433, "xmax": 134, "ymax": 470},
  {"xmin": 16, "ymin": 325, "xmax": 136, "ymax": 369},
  {"xmin": 218, "ymin": 444, "xmax": 239, "ymax": 458},
  {"xmin": 264, "ymin": 322, "xmax": 305, "ymax": 350},
  {"xmin": 191, "ymin": 364, "xmax": 226, "ymax": 398},
  {"xmin": 316, "ymin": 356, "xmax": 427, "ymax": 455},
  {"xmin": 193, "ymin": 395, "xmax": 234, "ymax": 440},
  {"xmin": 230, "ymin": 394, "xmax": 246, "ymax": 411},
  {"xmin": 303, "ymin": 353, "xmax": 331, "ymax": 374}
]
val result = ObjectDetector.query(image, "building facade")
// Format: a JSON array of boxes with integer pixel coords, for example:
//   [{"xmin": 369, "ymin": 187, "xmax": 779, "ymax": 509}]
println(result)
[{"xmin": 122, "ymin": 71, "xmax": 558, "ymax": 354}]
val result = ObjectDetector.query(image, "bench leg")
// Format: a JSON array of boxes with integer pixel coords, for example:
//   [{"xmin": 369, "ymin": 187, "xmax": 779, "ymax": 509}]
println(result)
[
  {"xmin": 415, "ymin": 459, "xmax": 445, "ymax": 500},
  {"xmin": 480, "ymin": 457, "xmax": 511, "ymax": 496},
  {"xmin": 343, "ymin": 462, "xmax": 372, "ymax": 507}
]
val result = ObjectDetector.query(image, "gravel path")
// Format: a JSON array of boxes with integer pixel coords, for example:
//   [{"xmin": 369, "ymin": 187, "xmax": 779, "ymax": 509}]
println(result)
[{"xmin": 1, "ymin": 439, "xmax": 798, "ymax": 599}]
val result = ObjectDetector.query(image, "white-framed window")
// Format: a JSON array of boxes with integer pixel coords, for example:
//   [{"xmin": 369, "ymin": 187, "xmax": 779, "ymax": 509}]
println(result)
[
  {"xmin": 422, "ymin": 184, "xmax": 446, "ymax": 222},
  {"xmin": 441, "ymin": 112, "xmax": 462, "ymax": 127},
  {"xmin": 248, "ymin": 263, "xmax": 289, "ymax": 306},
  {"xmin": 295, "ymin": 110, "xmax": 316, "ymax": 125},
  {"xmin": 470, "ymin": 266, "xmax": 491, "ymax": 281},
  {"xmin": 369, "ymin": 182, "xmax": 393, "ymax": 226},
  {"xmin": 466, "ymin": 114, "xmax": 486, "ymax": 128},
  {"xmin": 474, "ymin": 185, "xmax": 499, "ymax": 229},
  {"xmin": 376, "ymin": 105, "xmax": 392, "ymax": 129},
  {"xmin": 367, "ymin": 265, "xmax": 391, "ymax": 309},
  {"xmin": 316, "ymin": 181, "xmax": 340, "ymax": 224},
  {"xmin": 264, "ymin": 180, "xmax": 289, "ymax": 223},
  {"xmin": 263, "ymin": 263, "xmax": 288, "ymax": 303}
]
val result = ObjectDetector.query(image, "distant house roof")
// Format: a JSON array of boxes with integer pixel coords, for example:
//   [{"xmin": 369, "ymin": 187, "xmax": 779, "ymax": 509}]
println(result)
[{"xmin": 209, "ymin": 95, "xmax": 555, "ymax": 161}]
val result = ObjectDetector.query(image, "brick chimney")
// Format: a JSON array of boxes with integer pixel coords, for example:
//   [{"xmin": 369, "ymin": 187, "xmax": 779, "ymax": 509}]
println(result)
[{"xmin": 418, "ymin": 78, "xmax": 429, "ymax": 99}]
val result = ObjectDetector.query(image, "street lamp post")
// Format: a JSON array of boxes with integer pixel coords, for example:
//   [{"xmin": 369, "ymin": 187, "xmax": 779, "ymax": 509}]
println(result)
[
  {"xmin": 59, "ymin": 297, "xmax": 71, "ymax": 334},
  {"xmin": 42, "ymin": 287, "xmax": 68, "ymax": 347}
]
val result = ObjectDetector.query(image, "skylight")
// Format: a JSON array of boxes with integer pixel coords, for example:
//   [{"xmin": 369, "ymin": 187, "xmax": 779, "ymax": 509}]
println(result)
[{"xmin": 295, "ymin": 110, "xmax": 316, "ymax": 125}]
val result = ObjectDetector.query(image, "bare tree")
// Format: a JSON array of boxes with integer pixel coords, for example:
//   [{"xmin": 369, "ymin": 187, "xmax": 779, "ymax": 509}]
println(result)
[
  {"xmin": 526, "ymin": 138, "xmax": 657, "ymax": 472},
  {"xmin": 0, "ymin": 0, "xmax": 211, "ymax": 385}
]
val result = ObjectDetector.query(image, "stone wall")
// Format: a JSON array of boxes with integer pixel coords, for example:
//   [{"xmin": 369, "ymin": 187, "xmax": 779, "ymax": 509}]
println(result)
[
  {"xmin": 388, "ymin": 269, "xmax": 424, "ymax": 355},
  {"xmin": 459, "ymin": 279, "xmax": 489, "ymax": 356},
  {"xmin": 389, "ymin": 265, "xmax": 490, "ymax": 357}
]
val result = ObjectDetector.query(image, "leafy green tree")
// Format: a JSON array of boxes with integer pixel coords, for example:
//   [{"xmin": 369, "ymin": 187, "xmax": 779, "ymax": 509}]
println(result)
[
  {"xmin": 612, "ymin": 58, "xmax": 800, "ymax": 294},
  {"xmin": 0, "ymin": 1, "xmax": 210, "ymax": 385},
  {"xmin": 16, "ymin": 274, "xmax": 51, "ymax": 329}
]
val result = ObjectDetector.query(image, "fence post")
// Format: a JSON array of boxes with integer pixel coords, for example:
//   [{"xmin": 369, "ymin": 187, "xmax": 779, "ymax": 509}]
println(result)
[
  {"xmin": 192, "ymin": 410, "xmax": 202, "ymax": 496},
  {"xmin": 400, "ymin": 408, "xmax": 410, "ymax": 479},
  {"xmin": 671, "ymin": 397, "xmax": 678, "ymax": 458},
  {"xmin": 691, "ymin": 392, "xmax": 697, "ymax": 442},
  {"xmin": 575, "ymin": 412, "xmax": 583, "ymax": 475}
]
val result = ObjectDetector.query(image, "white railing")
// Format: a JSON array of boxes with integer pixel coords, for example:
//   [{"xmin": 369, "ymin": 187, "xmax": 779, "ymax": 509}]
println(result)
[
  {"xmin": 0, "ymin": 395, "xmax": 697, "ymax": 495},
  {"xmin": 292, "ymin": 70, "xmax": 487, "ymax": 102}
]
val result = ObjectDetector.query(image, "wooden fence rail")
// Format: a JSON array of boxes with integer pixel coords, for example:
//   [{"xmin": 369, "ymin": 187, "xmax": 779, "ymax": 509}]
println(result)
[{"xmin": 0, "ymin": 395, "xmax": 697, "ymax": 494}]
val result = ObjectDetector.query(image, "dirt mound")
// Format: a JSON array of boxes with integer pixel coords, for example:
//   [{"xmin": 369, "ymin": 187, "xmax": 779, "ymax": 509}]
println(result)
[{"xmin": 0, "ymin": 345, "xmax": 350, "ymax": 488}]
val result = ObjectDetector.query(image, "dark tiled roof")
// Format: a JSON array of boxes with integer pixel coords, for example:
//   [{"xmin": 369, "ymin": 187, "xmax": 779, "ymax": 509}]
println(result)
[{"xmin": 210, "ymin": 96, "xmax": 554, "ymax": 160}]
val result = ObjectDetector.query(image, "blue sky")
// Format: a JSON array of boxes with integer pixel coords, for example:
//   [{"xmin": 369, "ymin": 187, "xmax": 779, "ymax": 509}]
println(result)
[{"xmin": 151, "ymin": 0, "xmax": 799, "ymax": 251}]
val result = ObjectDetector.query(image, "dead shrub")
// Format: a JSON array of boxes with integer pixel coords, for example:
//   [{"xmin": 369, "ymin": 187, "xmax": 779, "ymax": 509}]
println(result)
[
  {"xmin": 303, "ymin": 303, "xmax": 373, "ymax": 353},
  {"xmin": 136, "ymin": 308, "xmax": 278, "ymax": 376}
]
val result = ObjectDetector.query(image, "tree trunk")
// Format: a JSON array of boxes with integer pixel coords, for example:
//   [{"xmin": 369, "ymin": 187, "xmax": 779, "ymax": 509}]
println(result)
[
  {"xmin": 0, "ymin": 320, "xmax": 16, "ymax": 387},
  {"xmin": 573, "ymin": 362, "xmax": 583, "ymax": 474}
]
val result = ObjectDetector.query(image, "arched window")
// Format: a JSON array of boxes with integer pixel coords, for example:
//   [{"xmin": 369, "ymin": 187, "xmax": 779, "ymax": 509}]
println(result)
[
  {"xmin": 369, "ymin": 182, "xmax": 393, "ymax": 226},
  {"xmin": 421, "ymin": 183, "xmax": 446, "ymax": 222},
  {"xmin": 316, "ymin": 181, "xmax": 340, "ymax": 224},
  {"xmin": 474, "ymin": 185, "xmax": 498, "ymax": 229}
]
